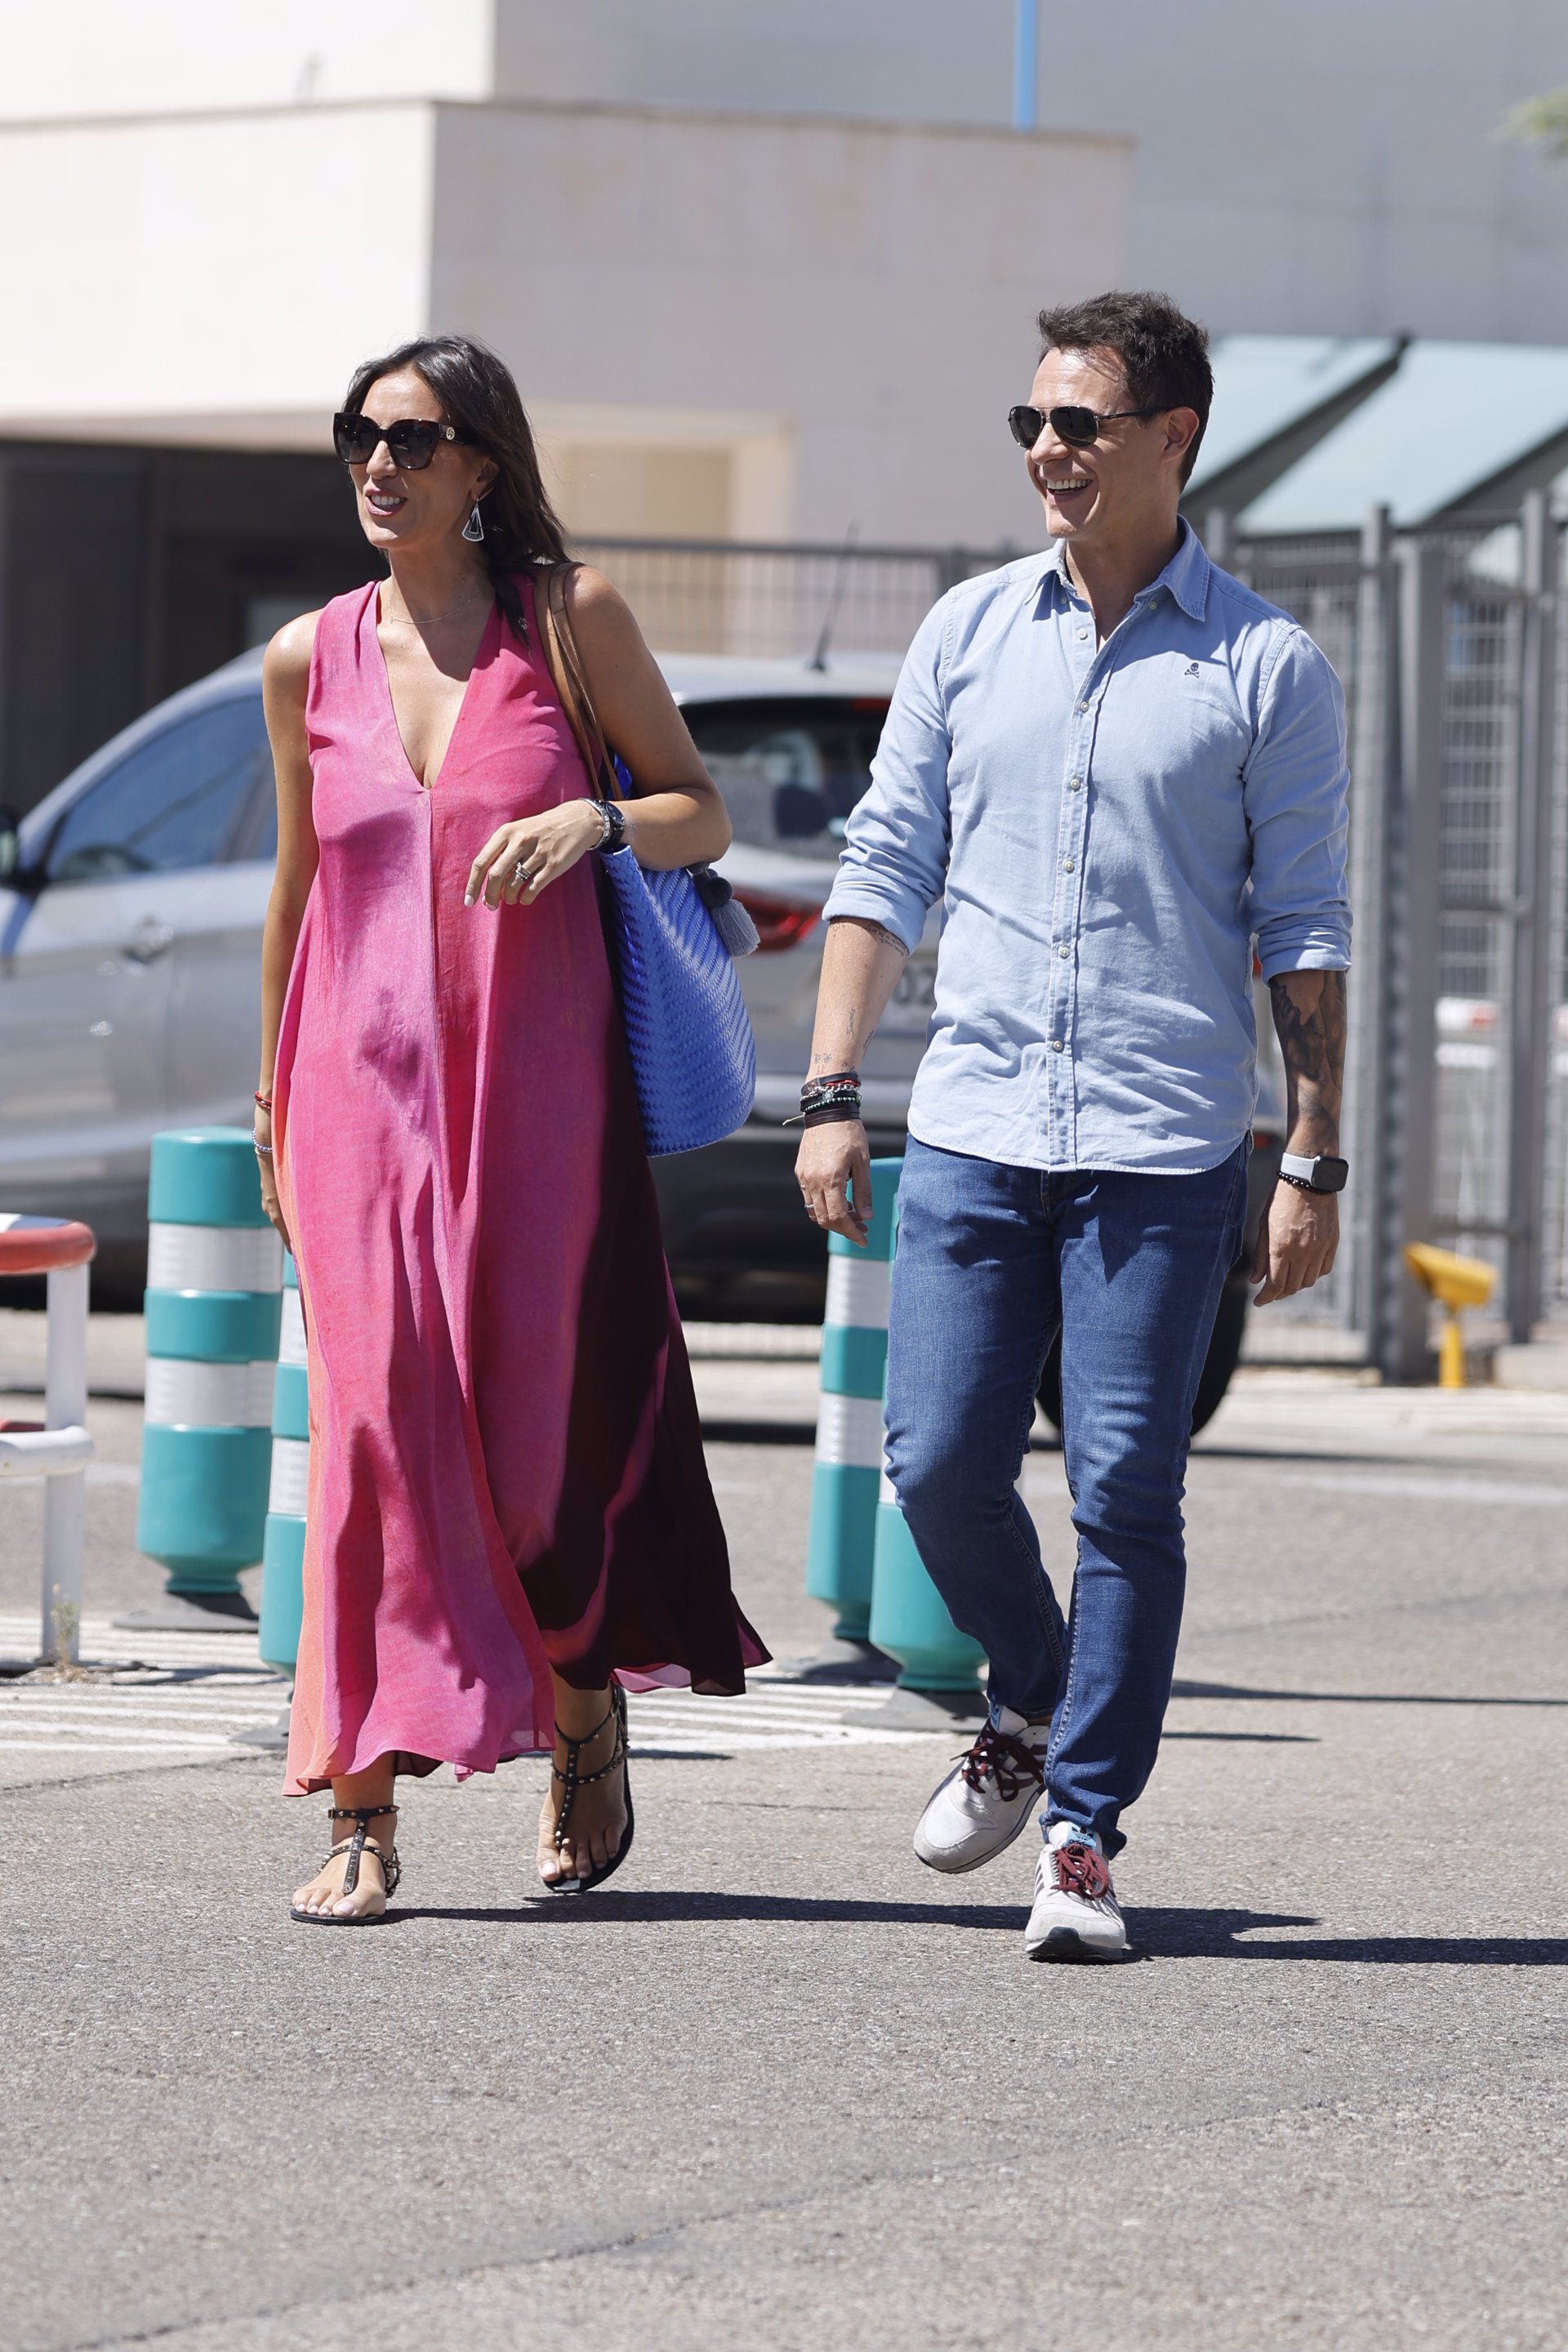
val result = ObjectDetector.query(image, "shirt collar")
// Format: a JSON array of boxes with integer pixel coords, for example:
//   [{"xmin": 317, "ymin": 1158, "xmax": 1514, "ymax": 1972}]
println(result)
[{"xmin": 1039, "ymin": 515, "xmax": 1210, "ymax": 621}]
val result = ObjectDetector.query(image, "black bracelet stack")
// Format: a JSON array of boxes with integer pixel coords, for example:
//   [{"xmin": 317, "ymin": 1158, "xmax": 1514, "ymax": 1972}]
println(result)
[
  {"xmin": 595, "ymin": 799, "xmax": 628, "ymax": 853},
  {"xmin": 785, "ymin": 1071, "xmax": 863, "ymax": 1129}
]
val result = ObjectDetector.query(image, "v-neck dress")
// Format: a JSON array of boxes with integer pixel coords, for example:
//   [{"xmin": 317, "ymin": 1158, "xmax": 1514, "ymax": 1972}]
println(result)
[{"xmin": 273, "ymin": 577, "xmax": 766, "ymax": 1795}]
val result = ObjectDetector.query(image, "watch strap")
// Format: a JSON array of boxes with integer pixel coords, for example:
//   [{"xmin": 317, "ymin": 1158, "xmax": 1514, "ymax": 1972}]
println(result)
[{"xmin": 1280, "ymin": 1152, "xmax": 1348, "ymax": 1192}]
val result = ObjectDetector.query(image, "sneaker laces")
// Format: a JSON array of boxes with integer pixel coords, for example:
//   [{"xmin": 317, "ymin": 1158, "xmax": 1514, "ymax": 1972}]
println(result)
[
  {"xmin": 957, "ymin": 1722, "xmax": 1046, "ymax": 1802},
  {"xmin": 1050, "ymin": 1837, "xmax": 1111, "ymax": 1901}
]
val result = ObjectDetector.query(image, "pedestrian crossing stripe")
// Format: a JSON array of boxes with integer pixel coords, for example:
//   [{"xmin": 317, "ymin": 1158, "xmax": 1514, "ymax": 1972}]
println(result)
[{"xmin": 0, "ymin": 1617, "xmax": 927, "ymax": 1757}]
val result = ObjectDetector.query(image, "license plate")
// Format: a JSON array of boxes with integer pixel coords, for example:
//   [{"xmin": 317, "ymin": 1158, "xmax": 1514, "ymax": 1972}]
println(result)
[{"xmin": 880, "ymin": 951, "xmax": 938, "ymax": 1035}]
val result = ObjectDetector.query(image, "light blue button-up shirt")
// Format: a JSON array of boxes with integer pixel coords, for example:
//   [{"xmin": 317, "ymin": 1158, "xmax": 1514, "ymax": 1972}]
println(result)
[{"xmin": 825, "ymin": 522, "xmax": 1352, "ymax": 1174}]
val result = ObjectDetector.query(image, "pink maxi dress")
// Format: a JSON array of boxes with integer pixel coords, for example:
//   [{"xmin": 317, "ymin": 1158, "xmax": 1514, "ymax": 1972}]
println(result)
[{"xmin": 274, "ymin": 577, "xmax": 767, "ymax": 1795}]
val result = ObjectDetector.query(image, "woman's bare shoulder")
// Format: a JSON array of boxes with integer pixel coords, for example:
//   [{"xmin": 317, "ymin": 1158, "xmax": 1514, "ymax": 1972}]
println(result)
[
  {"xmin": 262, "ymin": 608, "xmax": 325, "ymax": 703},
  {"xmin": 561, "ymin": 564, "xmax": 637, "ymax": 641}
]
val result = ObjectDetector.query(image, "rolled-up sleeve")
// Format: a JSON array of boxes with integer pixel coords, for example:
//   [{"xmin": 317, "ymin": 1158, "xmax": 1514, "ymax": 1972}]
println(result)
[
  {"xmin": 1243, "ymin": 624, "xmax": 1352, "ymax": 979},
  {"xmin": 823, "ymin": 597, "xmax": 954, "ymax": 951}
]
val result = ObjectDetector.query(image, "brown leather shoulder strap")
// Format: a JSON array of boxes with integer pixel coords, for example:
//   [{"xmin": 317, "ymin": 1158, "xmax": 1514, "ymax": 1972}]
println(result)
[{"xmin": 535, "ymin": 563, "xmax": 615, "ymax": 804}]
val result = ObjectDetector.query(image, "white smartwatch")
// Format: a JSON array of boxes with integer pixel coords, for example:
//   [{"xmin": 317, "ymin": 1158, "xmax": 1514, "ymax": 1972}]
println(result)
[{"xmin": 1279, "ymin": 1152, "xmax": 1348, "ymax": 1194}]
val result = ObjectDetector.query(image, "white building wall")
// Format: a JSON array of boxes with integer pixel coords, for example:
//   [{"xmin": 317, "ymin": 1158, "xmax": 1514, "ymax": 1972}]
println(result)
[
  {"xmin": 492, "ymin": 0, "xmax": 1007, "ymax": 126},
  {"xmin": 0, "ymin": 108, "xmax": 436, "ymax": 443},
  {"xmin": 7, "ymin": 2, "xmax": 1559, "ymax": 345},
  {"xmin": 0, "ymin": 0, "xmax": 497, "ymax": 115},
  {"xmin": 491, "ymin": 0, "xmax": 1568, "ymax": 347}
]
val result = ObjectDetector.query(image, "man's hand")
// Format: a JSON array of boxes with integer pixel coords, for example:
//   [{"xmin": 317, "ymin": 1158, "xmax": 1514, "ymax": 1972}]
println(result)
[
  {"xmin": 796, "ymin": 1119, "xmax": 873, "ymax": 1245},
  {"xmin": 1252, "ymin": 1180, "xmax": 1337, "ymax": 1304},
  {"xmin": 793, "ymin": 916, "xmax": 911, "ymax": 1246}
]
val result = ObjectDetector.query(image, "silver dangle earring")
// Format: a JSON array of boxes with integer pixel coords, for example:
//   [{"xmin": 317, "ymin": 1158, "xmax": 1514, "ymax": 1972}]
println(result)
[{"xmin": 461, "ymin": 501, "xmax": 485, "ymax": 543}]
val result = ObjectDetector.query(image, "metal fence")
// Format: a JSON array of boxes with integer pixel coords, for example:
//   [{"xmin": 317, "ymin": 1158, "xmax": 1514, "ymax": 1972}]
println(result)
[
  {"xmin": 578, "ymin": 510, "xmax": 1568, "ymax": 1374},
  {"xmin": 1226, "ymin": 509, "xmax": 1568, "ymax": 1370},
  {"xmin": 573, "ymin": 533, "xmax": 1001, "ymax": 663}
]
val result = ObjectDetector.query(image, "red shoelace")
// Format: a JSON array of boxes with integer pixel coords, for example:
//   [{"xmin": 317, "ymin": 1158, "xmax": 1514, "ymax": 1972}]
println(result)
[
  {"xmin": 1051, "ymin": 1838, "xmax": 1111, "ymax": 1900},
  {"xmin": 958, "ymin": 1722, "xmax": 1046, "ymax": 1802}
]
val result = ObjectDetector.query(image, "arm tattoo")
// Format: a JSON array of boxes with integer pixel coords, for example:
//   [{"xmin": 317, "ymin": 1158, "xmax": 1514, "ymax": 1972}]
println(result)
[
  {"xmin": 827, "ymin": 915, "xmax": 907, "ymax": 956},
  {"xmin": 1268, "ymin": 969, "xmax": 1347, "ymax": 1152},
  {"xmin": 809, "ymin": 916, "xmax": 910, "ymax": 1079}
]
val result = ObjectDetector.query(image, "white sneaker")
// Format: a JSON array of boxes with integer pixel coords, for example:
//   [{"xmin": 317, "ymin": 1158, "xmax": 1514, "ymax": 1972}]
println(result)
[
  {"xmin": 912, "ymin": 1706, "xmax": 1049, "ymax": 1874},
  {"xmin": 1023, "ymin": 1820, "xmax": 1129, "ymax": 1962}
]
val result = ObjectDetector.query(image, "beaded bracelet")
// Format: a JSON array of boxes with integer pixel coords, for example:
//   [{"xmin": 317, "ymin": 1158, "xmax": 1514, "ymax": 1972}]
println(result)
[{"xmin": 784, "ymin": 1070, "xmax": 864, "ymax": 1128}]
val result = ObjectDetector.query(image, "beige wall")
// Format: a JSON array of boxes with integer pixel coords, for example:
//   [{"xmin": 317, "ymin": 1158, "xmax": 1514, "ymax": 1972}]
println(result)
[
  {"xmin": 550, "ymin": 447, "xmax": 731, "ymax": 539},
  {"xmin": 431, "ymin": 101, "xmax": 1129, "ymax": 546}
]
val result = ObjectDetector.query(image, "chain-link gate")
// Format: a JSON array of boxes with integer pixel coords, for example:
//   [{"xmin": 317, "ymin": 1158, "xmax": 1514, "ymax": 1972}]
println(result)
[{"xmin": 581, "ymin": 514, "xmax": 1568, "ymax": 1374}]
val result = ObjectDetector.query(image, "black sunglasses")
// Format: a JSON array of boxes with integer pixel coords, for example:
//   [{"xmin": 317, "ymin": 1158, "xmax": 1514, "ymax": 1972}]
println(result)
[
  {"xmin": 1007, "ymin": 402, "xmax": 1161, "ymax": 451},
  {"xmin": 332, "ymin": 412, "xmax": 473, "ymax": 470}
]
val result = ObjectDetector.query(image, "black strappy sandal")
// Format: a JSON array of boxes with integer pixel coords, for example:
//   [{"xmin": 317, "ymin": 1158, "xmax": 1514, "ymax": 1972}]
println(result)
[
  {"xmin": 543, "ymin": 1684, "xmax": 635, "ymax": 1895},
  {"xmin": 290, "ymin": 1804, "xmax": 401, "ymax": 1926}
]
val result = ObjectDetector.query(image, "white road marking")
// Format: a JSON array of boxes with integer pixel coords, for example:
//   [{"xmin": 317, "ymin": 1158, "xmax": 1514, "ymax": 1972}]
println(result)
[{"xmin": 0, "ymin": 1620, "xmax": 924, "ymax": 1757}]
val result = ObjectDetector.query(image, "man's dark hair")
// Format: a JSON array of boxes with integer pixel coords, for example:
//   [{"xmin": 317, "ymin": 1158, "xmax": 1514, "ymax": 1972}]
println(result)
[{"xmin": 1036, "ymin": 291, "xmax": 1213, "ymax": 486}]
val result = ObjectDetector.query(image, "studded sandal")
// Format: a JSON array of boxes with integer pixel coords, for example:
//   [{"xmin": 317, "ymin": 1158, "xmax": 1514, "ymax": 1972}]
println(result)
[
  {"xmin": 542, "ymin": 1684, "xmax": 635, "ymax": 1895},
  {"xmin": 290, "ymin": 1804, "xmax": 401, "ymax": 1927}
]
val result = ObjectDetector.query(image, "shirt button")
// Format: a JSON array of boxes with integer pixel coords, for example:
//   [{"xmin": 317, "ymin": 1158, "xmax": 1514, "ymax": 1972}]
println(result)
[
  {"xmin": 1057, "ymin": 943, "xmax": 1070, "ymax": 958},
  {"xmin": 1068, "ymin": 776, "xmax": 1082, "ymax": 791},
  {"xmin": 1062, "ymin": 858, "xmax": 1076, "ymax": 872},
  {"xmin": 1076, "ymin": 627, "xmax": 1089, "ymax": 639},
  {"xmin": 1051, "ymin": 1038, "xmax": 1065, "ymax": 1052},
  {"xmin": 1078, "ymin": 700, "xmax": 1089, "ymax": 712}
]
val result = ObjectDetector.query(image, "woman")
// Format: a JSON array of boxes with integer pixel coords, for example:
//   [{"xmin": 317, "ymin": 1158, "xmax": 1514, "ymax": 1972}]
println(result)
[{"xmin": 256, "ymin": 334, "xmax": 767, "ymax": 1922}]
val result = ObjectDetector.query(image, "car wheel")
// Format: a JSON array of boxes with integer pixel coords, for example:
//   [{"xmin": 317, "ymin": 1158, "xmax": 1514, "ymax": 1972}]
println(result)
[
  {"xmin": 1188, "ymin": 1273, "xmax": 1250, "ymax": 1434},
  {"xmin": 1035, "ymin": 1273, "xmax": 1250, "ymax": 1440}
]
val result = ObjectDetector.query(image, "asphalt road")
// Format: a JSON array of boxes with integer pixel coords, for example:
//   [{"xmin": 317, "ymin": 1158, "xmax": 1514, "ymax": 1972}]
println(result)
[{"xmin": 1, "ymin": 1328, "xmax": 1566, "ymax": 2352}]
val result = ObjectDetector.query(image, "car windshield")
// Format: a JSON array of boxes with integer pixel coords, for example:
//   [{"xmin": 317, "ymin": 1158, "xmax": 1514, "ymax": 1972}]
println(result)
[
  {"xmin": 683, "ymin": 697, "xmax": 888, "ymax": 863},
  {"xmin": 41, "ymin": 698, "xmax": 272, "ymax": 881}
]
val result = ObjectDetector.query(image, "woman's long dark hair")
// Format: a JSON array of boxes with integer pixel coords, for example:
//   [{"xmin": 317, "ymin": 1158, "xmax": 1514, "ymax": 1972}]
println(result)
[{"xmin": 341, "ymin": 334, "xmax": 569, "ymax": 640}]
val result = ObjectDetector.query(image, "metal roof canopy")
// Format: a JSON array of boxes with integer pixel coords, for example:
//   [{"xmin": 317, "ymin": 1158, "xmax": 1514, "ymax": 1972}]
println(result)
[
  {"xmin": 1237, "ymin": 341, "xmax": 1568, "ymax": 533},
  {"xmin": 1185, "ymin": 336, "xmax": 1406, "ymax": 519}
]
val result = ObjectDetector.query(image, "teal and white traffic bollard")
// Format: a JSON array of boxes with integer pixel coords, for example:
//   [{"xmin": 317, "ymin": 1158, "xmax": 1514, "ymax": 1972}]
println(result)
[
  {"xmin": 799, "ymin": 1156, "xmax": 900, "ymax": 1682},
  {"xmin": 118, "ymin": 1129, "xmax": 282, "ymax": 1633},
  {"xmin": 867, "ymin": 1168, "xmax": 987, "ymax": 1728},
  {"xmin": 259, "ymin": 1253, "xmax": 307, "ymax": 1677}
]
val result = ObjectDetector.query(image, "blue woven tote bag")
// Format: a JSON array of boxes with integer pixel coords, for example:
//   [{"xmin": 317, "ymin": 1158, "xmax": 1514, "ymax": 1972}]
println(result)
[{"xmin": 539, "ymin": 567, "xmax": 758, "ymax": 1157}]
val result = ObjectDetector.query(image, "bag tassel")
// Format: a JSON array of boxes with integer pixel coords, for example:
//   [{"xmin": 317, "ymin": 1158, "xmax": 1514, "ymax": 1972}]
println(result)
[{"xmin": 689, "ymin": 862, "xmax": 760, "ymax": 958}]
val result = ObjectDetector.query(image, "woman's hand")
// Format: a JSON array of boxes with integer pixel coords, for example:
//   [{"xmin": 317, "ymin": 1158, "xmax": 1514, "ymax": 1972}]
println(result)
[
  {"xmin": 253, "ymin": 1111, "xmax": 292, "ymax": 1255},
  {"xmin": 466, "ymin": 800, "xmax": 604, "ymax": 911}
]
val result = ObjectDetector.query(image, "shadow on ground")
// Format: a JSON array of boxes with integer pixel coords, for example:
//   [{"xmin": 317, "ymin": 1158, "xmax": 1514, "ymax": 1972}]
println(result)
[{"xmin": 377, "ymin": 1894, "xmax": 1568, "ymax": 1966}]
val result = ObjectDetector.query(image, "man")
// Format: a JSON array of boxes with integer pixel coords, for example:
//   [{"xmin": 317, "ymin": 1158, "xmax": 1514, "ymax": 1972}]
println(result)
[{"xmin": 795, "ymin": 291, "xmax": 1349, "ymax": 1963}]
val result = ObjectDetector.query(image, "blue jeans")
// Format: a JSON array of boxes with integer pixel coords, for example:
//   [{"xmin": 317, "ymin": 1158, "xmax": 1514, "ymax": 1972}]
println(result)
[{"xmin": 884, "ymin": 1136, "xmax": 1249, "ymax": 1858}]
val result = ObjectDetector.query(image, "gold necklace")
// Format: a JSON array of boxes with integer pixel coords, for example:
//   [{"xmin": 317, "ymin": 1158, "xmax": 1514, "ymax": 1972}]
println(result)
[{"xmin": 379, "ymin": 587, "xmax": 492, "ymax": 630}]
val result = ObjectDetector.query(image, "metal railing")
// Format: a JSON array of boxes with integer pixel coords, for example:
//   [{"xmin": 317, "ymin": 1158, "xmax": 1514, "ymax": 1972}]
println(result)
[{"xmin": 580, "ymin": 510, "xmax": 1568, "ymax": 1372}]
